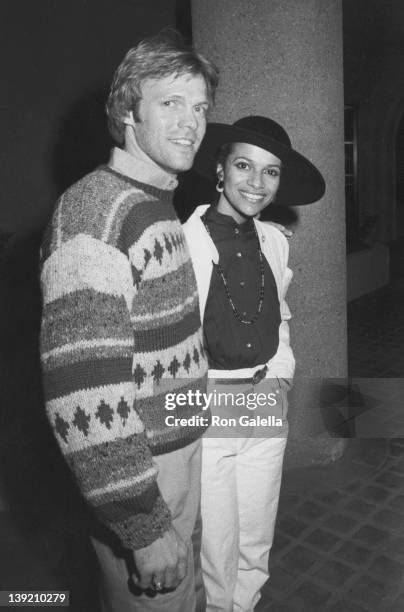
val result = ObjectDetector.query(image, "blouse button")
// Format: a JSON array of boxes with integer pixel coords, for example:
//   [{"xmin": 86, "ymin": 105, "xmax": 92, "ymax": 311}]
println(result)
[
  {"xmin": 246, "ymin": 342, "xmax": 252, "ymax": 349},
  {"xmin": 240, "ymin": 281, "xmax": 245, "ymax": 287},
  {"xmin": 236, "ymin": 252, "xmax": 242, "ymax": 258}
]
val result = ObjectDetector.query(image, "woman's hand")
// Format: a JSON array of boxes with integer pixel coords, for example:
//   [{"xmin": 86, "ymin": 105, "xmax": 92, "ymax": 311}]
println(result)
[{"xmin": 268, "ymin": 222, "xmax": 293, "ymax": 239}]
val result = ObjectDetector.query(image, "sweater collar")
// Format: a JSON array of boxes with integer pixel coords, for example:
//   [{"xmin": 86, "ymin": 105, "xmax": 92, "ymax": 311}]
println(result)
[{"xmin": 108, "ymin": 147, "xmax": 178, "ymax": 191}]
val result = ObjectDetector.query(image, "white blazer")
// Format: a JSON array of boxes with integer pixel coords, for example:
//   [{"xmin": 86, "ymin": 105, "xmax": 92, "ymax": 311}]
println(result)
[{"xmin": 182, "ymin": 205, "xmax": 295, "ymax": 380}]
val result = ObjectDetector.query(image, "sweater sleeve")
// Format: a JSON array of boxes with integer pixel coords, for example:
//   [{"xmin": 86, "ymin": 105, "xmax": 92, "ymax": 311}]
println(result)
[{"xmin": 40, "ymin": 233, "xmax": 171, "ymax": 550}]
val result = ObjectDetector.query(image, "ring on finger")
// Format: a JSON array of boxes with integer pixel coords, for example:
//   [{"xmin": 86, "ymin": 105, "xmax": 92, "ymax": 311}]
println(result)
[{"xmin": 153, "ymin": 577, "xmax": 163, "ymax": 591}]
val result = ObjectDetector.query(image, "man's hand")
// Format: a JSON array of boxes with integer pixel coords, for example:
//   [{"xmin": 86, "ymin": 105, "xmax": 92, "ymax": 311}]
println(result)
[
  {"xmin": 268, "ymin": 221, "xmax": 293, "ymax": 238},
  {"xmin": 132, "ymin": 527, "xmax": 188, "ymax": 592}
]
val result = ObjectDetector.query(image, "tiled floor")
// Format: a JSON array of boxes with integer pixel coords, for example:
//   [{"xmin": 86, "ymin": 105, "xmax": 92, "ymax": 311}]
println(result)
[
  {"xmin": 255, "ymin": 239, "xmax": 404, "ymax": 611},
  {"xmin": 257, "ymin": 439, "xmax": 404, "ymax": 611},
  {"xmin": 0, "ymin": 240, "xmax": 403, "ymax": 611}
]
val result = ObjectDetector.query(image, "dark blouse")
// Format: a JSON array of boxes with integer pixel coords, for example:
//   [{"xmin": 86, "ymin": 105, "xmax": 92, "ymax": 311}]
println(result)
[{"xmin": 202, "ymin": 206, "xmax": 281, "ymax": 369}]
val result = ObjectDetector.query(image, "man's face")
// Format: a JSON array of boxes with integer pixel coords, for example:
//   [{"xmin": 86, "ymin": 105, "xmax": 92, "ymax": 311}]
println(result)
[{"xmin": 127, "ymin": 72, "xmax": 209, "ymax": 174}]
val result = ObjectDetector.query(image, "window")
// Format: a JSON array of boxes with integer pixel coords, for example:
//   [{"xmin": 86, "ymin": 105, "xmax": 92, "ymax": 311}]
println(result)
[{"xmin": 345, "ymin": 106, "xmax": 360, "ymax": 251}]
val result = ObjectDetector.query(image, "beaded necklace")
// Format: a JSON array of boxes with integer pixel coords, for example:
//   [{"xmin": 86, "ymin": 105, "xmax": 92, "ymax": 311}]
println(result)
[{"xmin": 202, "ymin": 216, "xmax": 265, "ymax": 326}]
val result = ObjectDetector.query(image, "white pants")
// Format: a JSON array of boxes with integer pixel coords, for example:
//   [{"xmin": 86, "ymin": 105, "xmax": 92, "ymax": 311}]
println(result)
[{"xmin": 201, "ymin": 433, "xmax": 287, "ymax": 612}]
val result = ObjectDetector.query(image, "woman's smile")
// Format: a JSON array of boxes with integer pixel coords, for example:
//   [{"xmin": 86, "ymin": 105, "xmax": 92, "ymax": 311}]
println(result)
[{"xmin": 238, "ymin": 190, "xmax": 267, "ymax": 203}]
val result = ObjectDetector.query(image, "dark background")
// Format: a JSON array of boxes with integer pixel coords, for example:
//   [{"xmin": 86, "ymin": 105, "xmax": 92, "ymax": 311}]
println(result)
[{"xmin": 0, "ymin": 1, "xmax": 192, "ymax": 607}]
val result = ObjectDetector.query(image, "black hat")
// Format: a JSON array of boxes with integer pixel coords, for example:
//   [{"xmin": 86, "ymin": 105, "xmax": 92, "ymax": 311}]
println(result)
[{"xmin": 193, "ymin": 115, "xmax": 326, "ymax": 206}]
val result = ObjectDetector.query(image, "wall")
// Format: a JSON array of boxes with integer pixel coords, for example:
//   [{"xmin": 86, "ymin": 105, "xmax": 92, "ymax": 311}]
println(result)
[
  {"xmin": 343, "ymin": 0, "xmax": 404, "ymax": 241},
  {"xmin": 0, "ymin": 0, "xmax": 176, "ymax": 237},
  {"xmin": 192, "ymin": 0, "xmax": 348, "ymax": 468}
]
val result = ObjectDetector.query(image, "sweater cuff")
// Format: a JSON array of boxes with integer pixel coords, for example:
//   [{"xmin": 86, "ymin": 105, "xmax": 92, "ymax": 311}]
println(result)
[{"xmin": 94, "ymin": 483, "xmax": 172, "ymax": 550}]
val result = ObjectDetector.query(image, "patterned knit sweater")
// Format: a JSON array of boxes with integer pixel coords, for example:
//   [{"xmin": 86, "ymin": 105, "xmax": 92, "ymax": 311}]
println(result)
[{"xmin": 40, "ymin": 158, "xmax": 208, "ymax": 550}]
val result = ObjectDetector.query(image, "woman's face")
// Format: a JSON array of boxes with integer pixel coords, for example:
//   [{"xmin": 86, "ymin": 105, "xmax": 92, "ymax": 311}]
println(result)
[{"xmin": 217, "ymin": 142, "xmax": 281, "ymax": 224}]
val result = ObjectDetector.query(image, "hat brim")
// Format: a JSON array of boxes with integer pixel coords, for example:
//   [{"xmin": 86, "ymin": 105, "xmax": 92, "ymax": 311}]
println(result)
[{"xmin": 193, "ymin": 123, "xmax": 326, "ymax": 206}]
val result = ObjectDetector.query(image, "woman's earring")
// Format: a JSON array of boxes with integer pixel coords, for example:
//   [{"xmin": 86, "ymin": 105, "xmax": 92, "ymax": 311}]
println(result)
[{"xmin": 216, "ymin": 178, "xmax": 224, "ymax": 193}]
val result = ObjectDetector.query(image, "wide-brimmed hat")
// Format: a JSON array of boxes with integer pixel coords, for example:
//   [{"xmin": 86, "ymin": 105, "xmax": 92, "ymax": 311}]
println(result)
[{"xmin": 193, "ymin": 115, "xmax": 326, "ymax": 206}]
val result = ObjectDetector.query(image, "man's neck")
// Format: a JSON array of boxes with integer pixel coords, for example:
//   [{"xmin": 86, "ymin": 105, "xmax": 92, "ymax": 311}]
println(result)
[{"xmin": 109, "ymin": 144, "xmax": 178, "ymax": 191}]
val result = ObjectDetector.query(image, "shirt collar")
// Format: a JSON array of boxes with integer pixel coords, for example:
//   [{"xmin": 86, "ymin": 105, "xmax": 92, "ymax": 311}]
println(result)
[
  {"xmin": 205, "ymin": 205, "xmax": 255, "ymax": 233},
  {"xmin": 108, "ymin": 147, "xmax": 178, "ymax": 191}
]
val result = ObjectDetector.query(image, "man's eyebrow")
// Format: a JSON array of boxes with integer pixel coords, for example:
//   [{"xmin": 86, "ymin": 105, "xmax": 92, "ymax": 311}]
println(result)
[
  {"xmin": 189, "ymin": 97, "xmax": 209, "ymax": 105},
  {"xmin": 159, "ymin": 94, "xmax": 209, "ymax": 104}
]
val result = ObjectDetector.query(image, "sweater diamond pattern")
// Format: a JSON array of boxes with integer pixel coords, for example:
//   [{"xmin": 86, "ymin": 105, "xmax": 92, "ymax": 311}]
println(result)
[
  {"xmin": 117, "ymin": 397, "xmax": 131, "ymax": 425},
  {"xmin": 55, "ymin": 412, "xmax": 70, "ymax": 443},
  {"xmin": 164, "ymin": 233, "xmax": 173, "ymax": 255},
  {"xmin": 153, "ymin": 238, "xmax": 164, "ymax": 264},
  {"xmin": 96, "ymin": 400, "xmax": 114, "ymax": 429},
  {"xmin": 133, "ymin": 363, "xmax": 147, "ymax": 389},
  {"xmin": 144, "ymin": 248, "xmax": 152, "ymax": 268},
  {"xmin": 131, "ymin": 264, "xmax": 143, "ymax": 288},
  {"xmin": 73, "ymin": 406, "xmax": 91, "ymax": 437},
  {"xmin": 40, "ymin": 167, "xmax": 208, "ymax": 550},
  {"xmin": 151, "ymin": 360, "xmax": 165, "ymax": 383},
  {"xmin": 168, "ymin": 356, "xmax": 181, "ymax": 379},
  {"xmin": 183, "ymin": 352, "xmax": 191, "ymax": 373}
]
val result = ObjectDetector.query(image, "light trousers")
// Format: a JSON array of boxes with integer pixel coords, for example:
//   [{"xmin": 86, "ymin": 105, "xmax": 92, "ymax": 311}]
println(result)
[
  {"xmin": 92, "ymin": 438, "xmax": 202, "ymax": 612},
  {"xmin": 201, "ymin": 432, "xmax": 287, "ymax": 612}
]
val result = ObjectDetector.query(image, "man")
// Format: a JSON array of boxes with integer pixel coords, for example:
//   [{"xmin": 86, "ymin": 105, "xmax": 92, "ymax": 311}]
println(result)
[{"xmin": 40, "ymin": 31, "xmax": 218, "ymax": 612}]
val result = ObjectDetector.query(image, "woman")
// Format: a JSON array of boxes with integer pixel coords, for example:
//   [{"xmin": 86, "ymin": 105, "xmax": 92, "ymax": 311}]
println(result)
[{"xmin": 183, "ymin": 116, "xmax": 325, "ymax": 612}]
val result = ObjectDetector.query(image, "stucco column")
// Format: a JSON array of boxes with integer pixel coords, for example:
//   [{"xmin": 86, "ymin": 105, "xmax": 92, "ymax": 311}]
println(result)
[{"xmin": 192, "ymin": 0, "xmax": 347, "ymax": 466}]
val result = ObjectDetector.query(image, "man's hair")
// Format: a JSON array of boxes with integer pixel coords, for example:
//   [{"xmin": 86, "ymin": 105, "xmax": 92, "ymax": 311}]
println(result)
[{"xmin": 106, "ymin": 29, "xmax": 219, "ymax": 144}]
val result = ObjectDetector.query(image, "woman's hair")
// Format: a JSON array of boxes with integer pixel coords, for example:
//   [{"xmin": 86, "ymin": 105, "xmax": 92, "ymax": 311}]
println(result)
[
  {"xmin": 215, "ymin": 143, "xmax": 234, "ymax": 176},
  {"xmin": 106, "ymin": 29, "xmax": 219, "ymax": 144}
]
